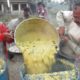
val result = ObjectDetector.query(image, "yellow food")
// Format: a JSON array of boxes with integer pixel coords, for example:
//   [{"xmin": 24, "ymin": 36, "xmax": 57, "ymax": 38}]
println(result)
[
  {"xmin": 24, "ymin": 68, "xmax": 75, "ymax": 80},
  {"xmin": 18, "ymin": 40, "xmax": 57, "ymax": 74}
]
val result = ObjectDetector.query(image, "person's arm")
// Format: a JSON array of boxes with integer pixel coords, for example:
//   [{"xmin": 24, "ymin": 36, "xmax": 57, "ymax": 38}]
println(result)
[
  {"xmin": 56, "ymin": 11, "xmax": 73, "ymax": 41},
  {"xmin": 68, "ymin": 40, "xmax": 80, "ymax": 55},
  {"xmin": 3, "ymin": 33, "xmax": 14, "ymax": 43},
  {"xmin": 0, "ymin": 23, "xmax": 14, "ymax": 43},
  {"xmin": 56, "ymin": 11, "xmax": 65, "ymax": 38}
]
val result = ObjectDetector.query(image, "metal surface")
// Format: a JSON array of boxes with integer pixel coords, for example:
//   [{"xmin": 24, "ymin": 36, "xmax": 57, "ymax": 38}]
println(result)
[
  {"xmin": 14, "ymin": 18, "xmax": 60, "ymax": 74},
  {"xmin": 15, "ymin": 18, "xmax": 59, "ymax": 49}
]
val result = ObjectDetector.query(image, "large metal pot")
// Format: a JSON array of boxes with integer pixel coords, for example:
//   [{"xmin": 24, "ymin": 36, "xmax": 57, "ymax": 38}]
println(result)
[
  {"xmin": 14, "ymin": 18, "xmax": 60, "ymax": 74},
  {"xmin": 15, "ymin": 18, "xmax": 59, "ymax": 47}
]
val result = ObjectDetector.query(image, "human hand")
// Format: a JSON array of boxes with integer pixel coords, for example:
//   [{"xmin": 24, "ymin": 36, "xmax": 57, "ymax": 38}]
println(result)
[
  {"xmin": 58, "ymin": 27, "xmax": 65, "ymax": 38},
  {"xmin": 10, "ymin": 30, "xmax": 14, "ymax": 38},
  {"xmin": 3, "ymin": 32, "xmax": 13, "ymax": 41},
  {"xmin": 61, "ymin": 36, "xmax": 69, "ymax": 42}
]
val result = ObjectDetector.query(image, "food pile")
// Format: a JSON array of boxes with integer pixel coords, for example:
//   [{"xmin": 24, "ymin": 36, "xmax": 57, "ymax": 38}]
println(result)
[
  {"xmin": 18, "ymin": 39, "xmax": 57, "ymax": 74},
  {"xmin": 24, "ymin": 70, "xmax": 76, "ymax": 80}
]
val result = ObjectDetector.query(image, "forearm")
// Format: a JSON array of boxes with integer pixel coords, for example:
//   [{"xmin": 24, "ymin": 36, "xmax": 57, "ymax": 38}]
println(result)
[
  {"xmin": 56, "ymin": 11, "xmax": 66, "ymax": 37},
  {"xmin": 6, "ymin": 37, "xmax": 14, "ymax": 43},
  {"xmin": 68, "ymin": 40, "xmax": 80, "ymax": 55}
]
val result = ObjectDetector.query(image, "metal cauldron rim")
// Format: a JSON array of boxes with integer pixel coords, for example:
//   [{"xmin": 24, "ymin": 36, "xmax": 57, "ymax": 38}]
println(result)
[{"xmin": 14, "ymin": 17, "xmax": 60, "ymax": 48}]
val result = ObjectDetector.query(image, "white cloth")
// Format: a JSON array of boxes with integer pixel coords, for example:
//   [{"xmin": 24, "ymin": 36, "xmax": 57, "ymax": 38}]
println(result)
[
  {"xmin": 7, "ymin": 18, "xmax": 19, "ymax": 31},
  {"xmin": 8, "ymin": 45, "xmax": 21, "ymax": 53},
  {"xmin": 56, "ymin": 11, "xmax": 80, "ymax": 58},
  {"xmin": 68, "ymin": 22, "xmax": 80, "ymax": 41},
  {"xmin": 56, "ymin": 11, "xmax": 73, "ymax": 28}
]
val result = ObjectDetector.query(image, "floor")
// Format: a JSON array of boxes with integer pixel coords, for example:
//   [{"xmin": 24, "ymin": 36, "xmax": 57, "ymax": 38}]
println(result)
[{"xmin": 8, "ymin": 54, "xmax": 23, "ymax": 80}]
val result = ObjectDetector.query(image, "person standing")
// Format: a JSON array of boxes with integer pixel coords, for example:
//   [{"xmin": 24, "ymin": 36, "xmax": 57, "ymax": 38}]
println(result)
[
  {"xmin": 56, "ymin": 1, "xmax": 80, "ymax": 60},
  {"xmin": 0, "ymin": 22, "xmax": 14, "ymax": 60},
  {"xmin": 7, "ymin": 6, "xmax": 31, "ymax": 60},
  {"xmin": 36, "ymin": 2, "xmax": 47, "ymax": 19}
]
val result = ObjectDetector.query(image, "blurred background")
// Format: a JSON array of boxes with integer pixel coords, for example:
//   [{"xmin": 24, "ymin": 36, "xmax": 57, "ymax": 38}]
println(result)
[
  {"xmin": 0, "ymin": 0, "xmax": 78, "ymax": 25},
  {"xmin": 0, "ymin": 0, "xmax": 79, "ymax": 80}
]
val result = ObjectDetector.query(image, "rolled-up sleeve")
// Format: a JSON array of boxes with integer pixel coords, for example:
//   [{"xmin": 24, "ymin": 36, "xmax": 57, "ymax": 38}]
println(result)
[{"xmin": 56, "ymin": 11, "xmax": 65, "ymax": 29}]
